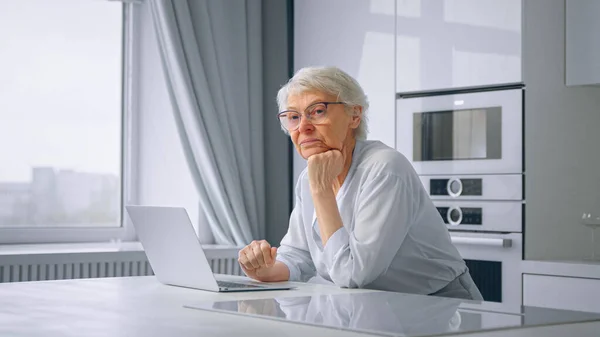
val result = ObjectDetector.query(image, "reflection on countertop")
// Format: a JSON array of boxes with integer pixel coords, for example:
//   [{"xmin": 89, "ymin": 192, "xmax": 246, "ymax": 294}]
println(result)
[{"xmin": 186, "ymin": 291, "xmax": 600, "ymax": 337}]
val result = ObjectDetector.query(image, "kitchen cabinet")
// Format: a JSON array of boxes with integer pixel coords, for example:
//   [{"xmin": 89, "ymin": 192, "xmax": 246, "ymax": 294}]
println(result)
[
  {"xmin": 523, "ymin": 273, "xmax": 600, "ymax": 313},
  {"xmin": 565, "ymin": 0, "xmax": 600, "ymax": 86},
  {"xmin": 293, "ymin": 0, "xmax": 397, "ymax": 183},
  {"xmin": 294, "ymin": 0, "xmax": 396, "ymax": 149},
  {"xmin": 396, "ymin": 0, "xmax": 522, "ymax": 93}
]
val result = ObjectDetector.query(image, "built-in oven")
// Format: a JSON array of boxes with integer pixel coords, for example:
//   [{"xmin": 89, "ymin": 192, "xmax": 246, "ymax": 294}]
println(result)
[
  {"xmin": 396, "ymin": 85, "xmax": 525, "ymax": 312},
  {"xmin": 396, "ymin": 87, "xmax": 523, "ymax": 175}
]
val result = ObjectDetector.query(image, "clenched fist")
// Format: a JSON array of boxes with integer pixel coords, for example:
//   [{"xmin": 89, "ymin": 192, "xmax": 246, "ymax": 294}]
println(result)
[
  {"xmin": 238, "ymin": 240, "xmax": 277, "ymax": 280},
  {"xmin": 307, "ymin": 149, "xmax": 344, "ymax": 194}
]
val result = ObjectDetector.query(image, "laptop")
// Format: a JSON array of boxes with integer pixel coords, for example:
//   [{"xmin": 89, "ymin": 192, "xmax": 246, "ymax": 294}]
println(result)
[{"xmin": 126, "ymin": 205, "xmax": 293, "ymax": 292}]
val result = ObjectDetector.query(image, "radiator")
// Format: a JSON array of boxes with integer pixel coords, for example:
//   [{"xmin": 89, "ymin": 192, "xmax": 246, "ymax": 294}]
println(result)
[
  {"xmin": 0, "ymin": 260, "xmax": 155, "ymax": 282},
  {"xmin": 0, "ymin": 244, "xmax": 243, "ymax": 283}
]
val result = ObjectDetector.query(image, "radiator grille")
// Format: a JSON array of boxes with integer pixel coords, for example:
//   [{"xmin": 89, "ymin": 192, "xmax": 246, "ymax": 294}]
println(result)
[
  {"xmin": 210, "ymin": 257, "xmax": 242, "ymax": 276},
  {"xmin": 0, "ymin": 254, "xmax": 242, "ymax": 283}
]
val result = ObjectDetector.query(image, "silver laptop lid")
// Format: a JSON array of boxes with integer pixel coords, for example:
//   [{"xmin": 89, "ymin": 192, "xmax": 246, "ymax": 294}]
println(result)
[{"xmin": 126, "ymin": 206, "xmax": 220, "ymax": 291}]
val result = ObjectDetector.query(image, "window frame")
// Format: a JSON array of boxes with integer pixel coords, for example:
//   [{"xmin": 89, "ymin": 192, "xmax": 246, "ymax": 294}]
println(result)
[{"xmin": 0, "ymin": 2, "xmax": 138, "ymax": 244}]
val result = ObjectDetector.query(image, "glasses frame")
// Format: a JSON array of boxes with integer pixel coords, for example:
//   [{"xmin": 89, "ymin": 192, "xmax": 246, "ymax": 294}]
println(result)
[{"xmin": 277, "ymin": 101, "xmax": 346, "ymax": 131}]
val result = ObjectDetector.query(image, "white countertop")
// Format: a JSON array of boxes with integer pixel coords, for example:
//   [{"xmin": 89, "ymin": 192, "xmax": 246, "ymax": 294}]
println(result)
[
  {"xmin": 522, "ymin": 260, "xmax": 600, "ymax": 279},
  {"xmin": 1, "ymin": 275, "xmax": 600, "ymax": 337}
]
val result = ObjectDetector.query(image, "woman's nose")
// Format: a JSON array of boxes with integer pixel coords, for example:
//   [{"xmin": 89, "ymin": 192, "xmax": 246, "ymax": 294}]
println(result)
[{"xmin": 298, "ymin": 114, "xmax": 314, "ymax": 132}]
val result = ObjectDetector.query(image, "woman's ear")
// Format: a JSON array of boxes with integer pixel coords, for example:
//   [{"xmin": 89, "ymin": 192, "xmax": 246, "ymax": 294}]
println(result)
[{"xmin": 350, "ymin": 106, "xmax": 362, "ymax": 129}]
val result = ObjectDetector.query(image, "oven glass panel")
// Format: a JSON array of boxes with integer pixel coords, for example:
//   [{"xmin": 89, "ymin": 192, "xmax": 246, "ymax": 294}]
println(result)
[
  {"xmin": 436, "ymin": 207, "xmax": 483, "ymax": 225},
  {"xmin": 413, "ymin": 107, "xmax": 502, "ymax": 162},
  {"xmin": 438, "ymin": 207, "xmax": 449, "ymax": 223},
  {"xmin": 430, "ymin": 179, "xmax": 483, "ymax": 196},
  {"xmin": 465, "ymin": 260, "xmax": 502, "ymax": 303},
  {"xmin": 430, "ymin": 179, "xmax": 450, "ymax": 195},
  {"xmin": 461, "ymin": 179, "xmax": 483, "ymax": 196}
]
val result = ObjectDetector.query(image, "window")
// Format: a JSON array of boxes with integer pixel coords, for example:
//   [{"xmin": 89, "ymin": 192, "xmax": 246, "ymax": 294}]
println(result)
[{"xmin": 0, "ymin": 0, "xmax": 135, "ymax": 243}]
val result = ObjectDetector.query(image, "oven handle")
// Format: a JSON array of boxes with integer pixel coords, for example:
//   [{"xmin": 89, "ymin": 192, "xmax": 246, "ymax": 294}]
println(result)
[{"xmin": 450, "ymin": 236, "xmax": 513, "ymax": 248}]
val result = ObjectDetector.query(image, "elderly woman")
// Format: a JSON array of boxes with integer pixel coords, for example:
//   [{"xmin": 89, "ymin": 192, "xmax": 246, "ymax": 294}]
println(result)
[{"xmin": 238, "ymin": 66, "xmax": 482, "ymax": 300}]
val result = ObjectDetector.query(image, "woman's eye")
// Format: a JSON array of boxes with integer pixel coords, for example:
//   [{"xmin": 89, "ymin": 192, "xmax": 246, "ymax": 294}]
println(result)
[{"xmin": 309, "ymin": 105, "xmax": 327, "ymax": 115}]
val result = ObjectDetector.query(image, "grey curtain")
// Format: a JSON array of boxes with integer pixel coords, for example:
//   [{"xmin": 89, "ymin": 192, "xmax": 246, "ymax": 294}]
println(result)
[{"xmin": 149, "ymin": 0, "xmax": 265, "ymax": 245}]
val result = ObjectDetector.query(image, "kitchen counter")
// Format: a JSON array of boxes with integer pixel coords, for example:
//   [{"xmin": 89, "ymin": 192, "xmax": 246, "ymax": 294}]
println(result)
[
  {"xmin": 187, "ymin": 290, "xmax": 600, "ymax": 337},
  {"xmin": 1, "ymin": 275, "xmax": 600, "ymax": 336}
]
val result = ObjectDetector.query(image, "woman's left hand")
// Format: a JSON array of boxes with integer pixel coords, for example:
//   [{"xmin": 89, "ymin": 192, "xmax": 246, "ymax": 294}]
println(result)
[{"xmin": 307, "ymin": 149, "xmax": 344, "ymax": 194}]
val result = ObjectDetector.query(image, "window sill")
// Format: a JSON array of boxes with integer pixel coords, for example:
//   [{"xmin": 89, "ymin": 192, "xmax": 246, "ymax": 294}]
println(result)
[{"xmin": 0, "ymin": 242, "xmax": 242, "ymax": 257}]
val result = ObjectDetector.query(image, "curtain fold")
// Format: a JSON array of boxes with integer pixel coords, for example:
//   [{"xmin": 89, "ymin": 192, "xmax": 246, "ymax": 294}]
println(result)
[{"xmin": 149, "ymin": 0, "xmax": 265, "ymax": 245}]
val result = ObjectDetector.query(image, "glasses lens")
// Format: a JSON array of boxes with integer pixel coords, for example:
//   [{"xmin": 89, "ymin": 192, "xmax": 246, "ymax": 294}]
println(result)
[
  {"xmin": 307, "ymin": 103, "xmax": 327, "ymax": 122},
  {"xmin": 279, "ymin": 112, "xmax": 300, "ymax": 130}
]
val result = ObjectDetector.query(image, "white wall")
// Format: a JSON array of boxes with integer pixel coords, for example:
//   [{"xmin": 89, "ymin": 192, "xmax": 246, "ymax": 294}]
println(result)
[
  {"xmin": 523, "ymin": 0, "xmax": 600, "ymax": 260},
  {"xmin": 132, "ymin": 3, "xmax": 213, "ymax": 243}
]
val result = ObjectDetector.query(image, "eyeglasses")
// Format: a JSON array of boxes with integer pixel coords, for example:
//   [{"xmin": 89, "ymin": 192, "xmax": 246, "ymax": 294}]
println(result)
[{"xmin": 277, "ymin": 101, "xmax": 346, "ymax": 131}]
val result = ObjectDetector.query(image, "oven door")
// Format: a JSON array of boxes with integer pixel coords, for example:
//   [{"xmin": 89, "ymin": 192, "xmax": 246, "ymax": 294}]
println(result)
[
  {"xmin": 396, "ymin": 88, "xmax": 523, "ymax": 175},
  {"xmin": 450, "ymin": 232, "xmax": 523, "ymax": 312}
]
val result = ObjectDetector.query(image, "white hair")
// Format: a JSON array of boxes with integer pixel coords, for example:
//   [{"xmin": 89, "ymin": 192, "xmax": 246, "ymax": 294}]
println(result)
[{"xmin": 276, "ymin": 66, "xmax": 370, "ymax": 140}]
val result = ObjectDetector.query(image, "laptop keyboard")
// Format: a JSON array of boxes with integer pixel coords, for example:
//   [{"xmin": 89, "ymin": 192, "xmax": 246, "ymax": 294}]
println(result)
[{"xmin": 217, "ymin": 280, "xmax": 261, "ymax": 289}]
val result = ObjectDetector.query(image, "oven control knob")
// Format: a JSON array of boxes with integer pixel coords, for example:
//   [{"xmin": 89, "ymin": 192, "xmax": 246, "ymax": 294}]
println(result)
[
  {"xmin": 448, "ymin": 206, "xmax": 463, "ymax": 226},
  {"xmin": 447, "ymin": 178, "xmax": 463, "ymax": 198}
]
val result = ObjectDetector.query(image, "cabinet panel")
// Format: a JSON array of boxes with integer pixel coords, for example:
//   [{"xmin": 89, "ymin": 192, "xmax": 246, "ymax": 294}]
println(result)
[
  {"xmin": 294, "ymin": 0, "xmax": 395, "ymax": 149},
  {"xmin": 523, "ymin": 274, "xmax": 600, "ymax": 313},
  {"xmin": 566, "ymin": 0, "xmax": 600, "ymax": 86},
  {"xmin": 294, "ymin": 0, "xmax": 397, "ymax": 183},
  {"xmin": 396, "ymin": 0, "xmax": 522, "ymax": 92}
]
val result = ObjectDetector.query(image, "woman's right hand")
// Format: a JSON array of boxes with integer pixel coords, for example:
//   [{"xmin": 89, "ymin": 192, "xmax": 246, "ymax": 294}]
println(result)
[{"xmin": 238, "ymin": 240, "xmax": 278, "ymax": 281}]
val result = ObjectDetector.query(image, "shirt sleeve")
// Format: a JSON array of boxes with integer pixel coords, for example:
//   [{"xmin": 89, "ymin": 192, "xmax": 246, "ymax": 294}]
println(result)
[
  {"xmin": 276, "ymin": 179, "xmax": 316, "ymax": 282},
  {"xmin": 321, "ymin": 172, "xmax": 416, "ymax": 288}
]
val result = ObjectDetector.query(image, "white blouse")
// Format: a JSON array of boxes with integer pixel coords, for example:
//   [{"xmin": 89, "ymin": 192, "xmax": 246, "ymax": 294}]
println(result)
[{"xmin": 276, "ymin": 140, "xmax": 467, "ymax": 295}]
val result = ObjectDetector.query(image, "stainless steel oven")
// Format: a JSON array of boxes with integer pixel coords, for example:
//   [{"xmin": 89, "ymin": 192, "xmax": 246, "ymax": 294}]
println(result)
[{"xmin": 396, "ymin": 87, "xmax": 523, "ymax": 175}]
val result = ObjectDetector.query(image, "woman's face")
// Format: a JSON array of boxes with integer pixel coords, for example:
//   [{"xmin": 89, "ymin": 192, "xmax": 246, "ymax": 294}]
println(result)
[{"xmin": 286, "ymin": 91, "xmax": 361, "ymax": 160}]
